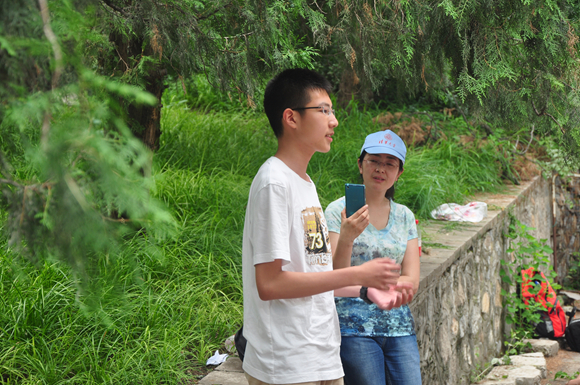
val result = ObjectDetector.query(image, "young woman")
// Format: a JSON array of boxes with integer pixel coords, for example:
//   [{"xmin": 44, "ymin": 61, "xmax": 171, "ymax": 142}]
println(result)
[{"xmin": 325, "ymin": 130, "xmax": 421, "ymax": 385}]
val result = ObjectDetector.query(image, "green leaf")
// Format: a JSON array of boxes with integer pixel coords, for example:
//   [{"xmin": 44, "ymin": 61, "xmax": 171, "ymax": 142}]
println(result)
[{"xmin": 0, "ymin": 35, "xmax": 16, "ymax": 56}]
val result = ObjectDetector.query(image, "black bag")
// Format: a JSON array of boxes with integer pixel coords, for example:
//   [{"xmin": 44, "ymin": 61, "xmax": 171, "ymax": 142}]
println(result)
[
  {"xmin": 566, "ymin": 307, "xmax": 580, "ymax": 353},
  {"xmin": 234, "ymin": 326, "xmax": 247, "ymax": 362}
]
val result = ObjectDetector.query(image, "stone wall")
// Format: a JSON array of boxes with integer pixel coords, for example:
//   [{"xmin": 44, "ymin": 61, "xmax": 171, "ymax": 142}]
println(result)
[
  {"xmin": 410, "ymin": 176, "xmax": 553, "ymax": 384},
  {"xmin": 553, "ymin": 174, "xmax": 580, "ymax": 285}
]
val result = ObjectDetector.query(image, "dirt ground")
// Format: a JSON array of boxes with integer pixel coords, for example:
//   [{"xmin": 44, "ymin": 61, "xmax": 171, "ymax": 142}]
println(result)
[{"xmin": 541, "ymin": 347, "xmax": 580, "ymax": 384}]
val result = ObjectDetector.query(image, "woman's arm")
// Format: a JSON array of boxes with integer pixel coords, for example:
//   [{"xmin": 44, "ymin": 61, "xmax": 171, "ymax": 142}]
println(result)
[{"xmin": 399, "ymin": 238, "xmax": 420, "ymax": 293}]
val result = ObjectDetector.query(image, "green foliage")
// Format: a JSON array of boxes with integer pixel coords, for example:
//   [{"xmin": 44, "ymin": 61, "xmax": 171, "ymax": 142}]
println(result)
[
  {"xmin": 469, "ymin": 354, "xmax": 512, "ymax": 383},
  {"xmin": 500, "ymin": 218, "xmax": 559, "ymax": 337},
  {"xmin": 564, "ymin": 252, "xmax": 580, "ymax": 290},
  {"xmin": 90, "ymin": 0, "xmax": 320, "ymax": 91},
  {"xmin": 0, "ymin": 1, "xmax": 175, "ymax": 291},
  {"xmin": 555, "ymin": 370, "xmax": 580, "ymax": 380},
  {"xmin": 537, "ymin": 136, "xmax": 580, "ymax": 178},
  {"xmin": 503, "ymin": 329, "xmax": 534, "ymax": 356},
  {"xmin": 163, "ymin": 74, "xmax": 263, "ymax": 114},
  {"xmin": 555, "ymin": 371, "xmax": 580, "ymax": 380}
]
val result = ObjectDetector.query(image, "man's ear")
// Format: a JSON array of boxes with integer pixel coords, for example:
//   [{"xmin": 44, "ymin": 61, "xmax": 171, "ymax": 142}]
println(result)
[{"xmin": 282, "ymin": 108, "xmax": 299, "ymax": 130}]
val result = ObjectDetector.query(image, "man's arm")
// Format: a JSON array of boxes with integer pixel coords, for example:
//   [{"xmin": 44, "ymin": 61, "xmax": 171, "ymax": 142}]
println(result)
[{"xmin": 255, "ymin": 257, "xmax": 400, "ymax": 301}]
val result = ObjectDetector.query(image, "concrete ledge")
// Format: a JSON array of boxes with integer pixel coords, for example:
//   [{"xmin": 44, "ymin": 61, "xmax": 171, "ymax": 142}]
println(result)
[{"xmin": 417, "ymin": 178, "xmax": 542, "ymax": 294}]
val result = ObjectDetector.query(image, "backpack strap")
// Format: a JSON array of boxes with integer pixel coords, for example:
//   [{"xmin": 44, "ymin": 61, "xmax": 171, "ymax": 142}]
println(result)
[{"xmin": 567, "ymin": 307, "xmax": 577, "ymax": 326}]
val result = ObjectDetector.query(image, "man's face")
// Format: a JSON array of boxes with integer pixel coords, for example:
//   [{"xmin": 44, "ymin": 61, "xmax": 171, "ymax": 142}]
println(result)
[{"xmin": 293, "ymin": 89, "xmax": 339, "ymax": 154}]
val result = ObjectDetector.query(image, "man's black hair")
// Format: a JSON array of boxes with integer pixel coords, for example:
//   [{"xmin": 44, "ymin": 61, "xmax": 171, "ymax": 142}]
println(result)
[{"xmin": 263, "ymin": 68, "xmax": 332, "ymax": 138}]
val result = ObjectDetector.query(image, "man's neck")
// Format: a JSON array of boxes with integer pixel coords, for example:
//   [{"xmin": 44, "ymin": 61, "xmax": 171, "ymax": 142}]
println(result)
[{"xmin": 274, "ymin": 143, "xmax": 313, "ymax": 182}]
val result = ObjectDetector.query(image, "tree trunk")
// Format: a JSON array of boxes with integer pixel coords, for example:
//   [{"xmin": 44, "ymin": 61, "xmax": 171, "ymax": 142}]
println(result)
[
  {"xmin": 109, "ymin": 30, "xmax": 166, "ymax": 152},
  {"xmin": 129, "ymin": 68, "xmax": 166, "ymax": 151}
]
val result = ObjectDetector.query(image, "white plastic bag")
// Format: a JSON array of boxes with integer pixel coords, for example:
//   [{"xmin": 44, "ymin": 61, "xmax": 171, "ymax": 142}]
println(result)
[
  {"xmin": 430, "ymin": 201, "xmax": 487, "ymax": 222},
  {"xmin": 206, "ymin": 350, "xmax": 229, "ymax": 366}
]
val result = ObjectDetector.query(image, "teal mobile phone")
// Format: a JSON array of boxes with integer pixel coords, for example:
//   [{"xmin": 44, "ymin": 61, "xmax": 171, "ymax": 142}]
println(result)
[{"xmin": 345, "ymin": 183, "xmax": 366, "ymax": 218}]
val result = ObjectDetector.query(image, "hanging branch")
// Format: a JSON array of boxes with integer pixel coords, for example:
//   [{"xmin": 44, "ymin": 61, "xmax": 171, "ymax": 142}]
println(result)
[
  {"xmin": 39, "ymin": 0, "xmax": 63, "ymax": 90},
  {"xmin": 531, "ymin": 100, "xmax": 565, "ymax": 134},
  {"xmin": 38, "ymin": 0, "xmax": 63, "ymax": 148},
  {"xmin": 0, "ymin": 179, "xmax": 23, "ymax": 188},
  {"xmin": 514, "ymin": 124, "xmax": 535, "ymax": 155},
  {"xmin": 99, "ymin": 0, "xmax": 127, "ymax": 17}
]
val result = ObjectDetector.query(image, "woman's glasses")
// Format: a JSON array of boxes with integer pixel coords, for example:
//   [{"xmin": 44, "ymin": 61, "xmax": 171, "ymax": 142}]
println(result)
[{"xmin": 365, "ymin": 159, "xmax": 399, "ymax": 170}]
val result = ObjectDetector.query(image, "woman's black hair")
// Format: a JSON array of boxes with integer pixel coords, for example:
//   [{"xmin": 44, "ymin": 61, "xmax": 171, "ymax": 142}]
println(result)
[{"xmin": 358, "ymin": 150, "xmax": 404, "ymax": 200}]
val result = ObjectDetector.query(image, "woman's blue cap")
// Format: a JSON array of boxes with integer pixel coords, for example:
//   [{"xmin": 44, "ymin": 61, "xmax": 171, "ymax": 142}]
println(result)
[{"xmin": 360, "ymin": 130, "xmax": 406, "ymax": 164}]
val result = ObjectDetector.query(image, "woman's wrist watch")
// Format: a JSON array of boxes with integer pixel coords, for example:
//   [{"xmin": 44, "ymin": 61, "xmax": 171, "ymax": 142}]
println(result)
[{"xmin": 359, "ymin": 286, "xmax": 373, "ymax": 304}]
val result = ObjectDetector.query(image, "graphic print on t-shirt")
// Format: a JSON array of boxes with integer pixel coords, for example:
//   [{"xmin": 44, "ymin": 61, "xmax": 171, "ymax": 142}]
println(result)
[{"xmin": 301, "ymin": 207, "xmax": 332, "ymax": 266}]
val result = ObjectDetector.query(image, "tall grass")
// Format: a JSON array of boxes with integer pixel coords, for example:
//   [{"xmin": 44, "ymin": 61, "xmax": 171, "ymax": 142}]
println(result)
[{"xmin": 0, "ymin": 87, "xmax": 509, "ymax": 383}]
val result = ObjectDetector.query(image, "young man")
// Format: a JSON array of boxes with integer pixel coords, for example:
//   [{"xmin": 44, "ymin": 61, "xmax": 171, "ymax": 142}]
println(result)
[{"xmin": 242, "ymin": 69, "xmax": 402, "ymax": 385}]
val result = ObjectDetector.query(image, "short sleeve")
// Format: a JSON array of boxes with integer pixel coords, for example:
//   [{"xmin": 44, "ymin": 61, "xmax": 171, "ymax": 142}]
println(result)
[
  {"xmin": 324, "ymin": 198, "xmax": 345, "ymax": 234},
  {"xmin": 249, "ymin": 183, "xmax": 292, "ymax": 265}
]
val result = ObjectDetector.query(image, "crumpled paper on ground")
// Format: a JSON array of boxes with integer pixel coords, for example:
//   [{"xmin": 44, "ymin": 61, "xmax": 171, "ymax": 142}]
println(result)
[
  {"xmin": 430, "ymin": 201, "xmax": 487, "ymax": 222},
  {"xmin": 206, "ymin": 350, "xmax": 228, "ymax": 366}
]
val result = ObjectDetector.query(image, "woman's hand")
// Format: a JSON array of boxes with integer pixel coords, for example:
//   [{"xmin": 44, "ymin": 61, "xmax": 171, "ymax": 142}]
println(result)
[
  {"xmin": 339, "ymin": 206, "xmax": 369, "ymax": 243},
  {"xmin": 367, "ymin": 281, "xmax": 415, "ymax": 310}
]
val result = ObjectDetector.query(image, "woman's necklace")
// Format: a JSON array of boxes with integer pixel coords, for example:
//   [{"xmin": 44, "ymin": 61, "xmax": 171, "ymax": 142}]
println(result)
[{"xmin": 369, "ymin": 198, "xmax": 391, "ymax": 230}]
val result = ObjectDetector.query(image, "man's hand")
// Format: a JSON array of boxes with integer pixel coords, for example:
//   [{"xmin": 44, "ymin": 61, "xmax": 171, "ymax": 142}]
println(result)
[
  {"xmin": 339, "ymin": 206, "xmax": 369, "ymax": 244},
  {"xmin": 356, "ymin": 258, "xmax": 400, "ymax": 290},
  {"xmin": 367, "ymin": 281, "xmax": 415, "ymax": 310}
]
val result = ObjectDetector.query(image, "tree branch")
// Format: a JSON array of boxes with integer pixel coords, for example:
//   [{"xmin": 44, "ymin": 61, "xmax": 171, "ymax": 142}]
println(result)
[
  {"xmin": 310, "ymin": 1, "xmax": 327, "ymax": 14},
  {"xmin": 99, "ymin": 0, "xmax": 127, "ymax": 17},
  {"xmin": 39, "ymin": 0, "xmax": 63, "ymax": 90},
  {"xmin": 531, "ymin": 100, "xmax": 564, "ymax": 134},
  {"xmin": 197, "ymin": 2, "xmax": 234, "ymax": 21},
  {"xmin": 0, "ymin": 178, "xmax": 23, "ymax": 188},
  {"xmin": 38, "ymin": 0, "xmax": 64, "ymax": 148},
  {"xmin": 514, "ymin": 125, "xmax": 534, "ymax": 155}
]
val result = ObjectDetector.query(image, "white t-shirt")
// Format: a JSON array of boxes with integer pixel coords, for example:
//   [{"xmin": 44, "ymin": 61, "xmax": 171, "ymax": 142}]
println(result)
[{"xmin": 242, "ymin": 157, "xmax": 343, "ymax": 384}]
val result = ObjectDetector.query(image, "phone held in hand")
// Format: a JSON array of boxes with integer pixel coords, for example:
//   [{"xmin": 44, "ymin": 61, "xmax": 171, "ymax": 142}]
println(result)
[{"xmin": 345, "ymin": 183, "xmax": 365, "ymax": 218}]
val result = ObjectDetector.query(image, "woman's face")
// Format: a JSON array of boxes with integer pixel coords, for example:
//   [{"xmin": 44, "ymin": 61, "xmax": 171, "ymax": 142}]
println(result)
[{"xmin": 358, "ymin": 153, "xmax": 404, "ymax": 193}]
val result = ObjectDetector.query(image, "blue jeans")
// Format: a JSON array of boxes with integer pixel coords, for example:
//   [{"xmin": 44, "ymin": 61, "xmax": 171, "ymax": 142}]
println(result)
[{"xmin": 340, "ymin": 335, "xmax": 422, "ymax": 385}]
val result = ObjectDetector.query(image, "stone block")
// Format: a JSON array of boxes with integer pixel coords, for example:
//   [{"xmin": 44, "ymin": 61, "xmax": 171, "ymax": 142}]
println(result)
[
  {"xmin": 522, "ymin": 338, "xmax": 559, "ymax": 357},
  {"xmin": 478, "ymin": 365, "xmax": 542, "ymax": 385},
  {"xmin": 508, "ymin": 352, "xmax": 546, "ymax": 378},
  {"xmin": 199, "ymin": 357, "xmax": 247, "ymax": 385},
  {"xmin": 198, "ymin": 369, "xmax": 248, "ymax": 385},
  {"xmin": 214, "ymin": 357, "xmax": 244, "ymax": 372}
]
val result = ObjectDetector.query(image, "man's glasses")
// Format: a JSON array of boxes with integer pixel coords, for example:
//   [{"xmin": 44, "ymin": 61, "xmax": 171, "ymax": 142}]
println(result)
[
  {"xmin": 364, "ymin": 159, "xmax": 400, "ymax": 170},
  {"xmin": 292, "ymin": 105, "xmax": 336, "ymax": 116}
]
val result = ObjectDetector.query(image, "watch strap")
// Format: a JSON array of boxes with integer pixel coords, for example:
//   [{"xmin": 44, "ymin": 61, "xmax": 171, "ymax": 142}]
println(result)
[{"xmin": 359, "ymin": 286, "xmax": 373, "ymax": 304}]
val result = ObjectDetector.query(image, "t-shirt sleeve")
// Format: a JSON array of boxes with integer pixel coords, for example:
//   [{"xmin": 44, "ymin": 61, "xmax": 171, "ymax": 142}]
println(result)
[
  {"xmin": 249, "ymin": 183, "xmax": 292, "ymax": 265},
  {"xmin": 324, "ymin": 199, "xmax": 343, "ymax": 234}
]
